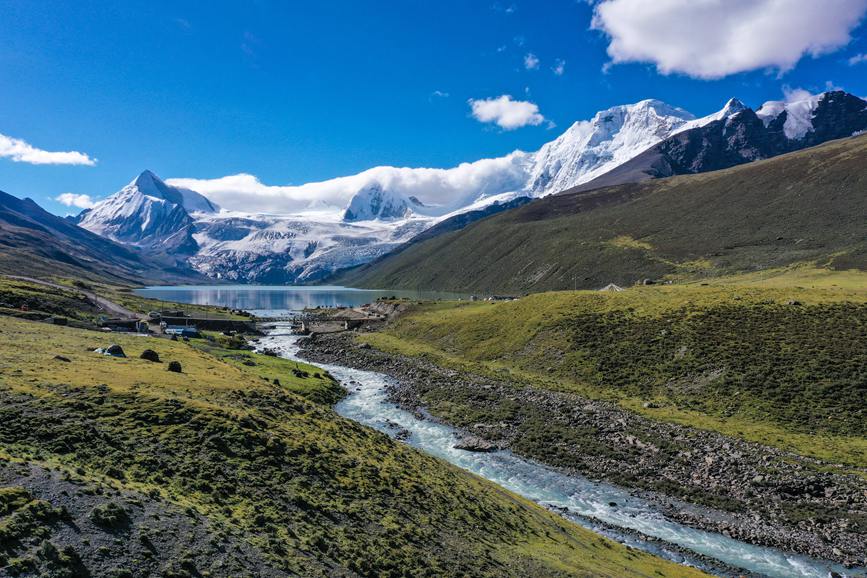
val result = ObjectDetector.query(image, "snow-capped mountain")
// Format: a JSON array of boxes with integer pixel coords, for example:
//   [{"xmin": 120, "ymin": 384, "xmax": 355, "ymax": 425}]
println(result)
[
  {"xmin": 526, "ymin": 99, "xmax": 698, "ymax": 194},
  {"xmin": 571, "ymin": 91, "xmax": 867, "ymax": 192},
  {"xmin": 75, "ymin": 170, "xmax": 218, "ymax": 254},
  {"xmin": 77, "ymin": 92, "xmax": 866, "ymax": 283},
  {"xmin": 343, "ymin": 183, "xmax": 424, "ymax": 221}
]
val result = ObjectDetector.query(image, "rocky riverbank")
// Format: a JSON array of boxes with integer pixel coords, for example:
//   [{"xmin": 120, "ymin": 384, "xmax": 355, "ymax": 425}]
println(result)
[{"xmin": 298, "ymin": 332, "xmax": 867, "ymax": 570}]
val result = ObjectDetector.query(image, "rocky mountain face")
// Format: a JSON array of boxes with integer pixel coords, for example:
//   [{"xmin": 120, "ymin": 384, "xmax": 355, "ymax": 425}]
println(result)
[{"xmin": 75, "ymin": 92, "xmax": 867, "ymax": 284}]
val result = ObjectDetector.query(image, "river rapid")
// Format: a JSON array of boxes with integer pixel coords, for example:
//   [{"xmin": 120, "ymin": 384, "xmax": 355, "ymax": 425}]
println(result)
[{"xmin": 257, "ymin": 324, "xmax": 863, "ymax": 578}]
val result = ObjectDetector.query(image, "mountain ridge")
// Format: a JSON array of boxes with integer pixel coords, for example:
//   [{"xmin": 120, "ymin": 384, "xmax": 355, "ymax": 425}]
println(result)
[
  {"xmin": 75, "ymin": 92, "xmax": 867, "ymax": 284},
  {"xmin": 337, "ymin": 133, "xmax": 867, "ymax": 293},
  {"xmin": 0, "ymin": 189, "xmax": 204, "ymax": 284}
]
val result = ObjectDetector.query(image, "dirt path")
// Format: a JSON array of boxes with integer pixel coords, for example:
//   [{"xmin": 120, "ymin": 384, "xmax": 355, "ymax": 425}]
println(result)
[{"xmin": 4, "ymin": 275, "xmax": 139, "ymax": 319}]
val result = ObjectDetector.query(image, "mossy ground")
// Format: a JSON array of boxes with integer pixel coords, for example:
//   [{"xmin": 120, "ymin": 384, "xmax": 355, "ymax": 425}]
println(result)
[
  {"xmin": 0, "ymin": 315, "xmax": 706, "ymax": 577},
  {"xmin": 361, "ymin": 282, "xmax": 867, "ymax": 468}
]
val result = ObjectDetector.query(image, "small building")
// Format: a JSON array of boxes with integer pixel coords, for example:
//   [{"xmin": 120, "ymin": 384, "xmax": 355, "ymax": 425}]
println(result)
[
  {"xmin": 163, "ymin": 325, "xmax": 200, "ymax": 338},
  {"xmin": 160, "ymin": 310, "xmax": 188, "ymax": 318},
  {"xmin": 101, "ymin": 318, "xmax": 147, "ymax": 332}
]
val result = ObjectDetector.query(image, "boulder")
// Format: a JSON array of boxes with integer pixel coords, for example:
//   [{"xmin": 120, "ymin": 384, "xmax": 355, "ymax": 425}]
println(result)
[
  {"xmin": 167, "ymin": 361, "xmax": 183, "ymax": 373},
  {"xmin": 139, "ymin": 349, "xmax": 160, "ymax": 363},
  {"xmin": 53, "ymin": 355, "xmax": 71, "ymax": 363},
  {"xmin": 105, "ymin": 344, "xmax": 125, "ymax": 357},
  {"xmin": 453, "ymin": 436, "xmax": 498, "ymax": 453},
  {"xmin": 95, "ymin": 344, "xmax": 126, "ymax": 358}
]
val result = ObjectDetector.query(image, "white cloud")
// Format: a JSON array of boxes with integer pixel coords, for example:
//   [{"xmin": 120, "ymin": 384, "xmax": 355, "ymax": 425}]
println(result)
[
  {"xmin": 166, "ymin": 153, "xmax": 531, "ymax": 216},
  {"xmin": 524, "ymin": 52, "xmax": 540, "ymax": 70},
  {"xmin": 591, "ymin": 0, "xmax": 867, "ymax": 79},
  {"xmin": 431, "ymin": 90, "xmax": 450, "ymax": 98},
  {"xmin": 782, "ymin": 85, "xmax": 814, "ymax": 103},
  {"xmin": 0, "ymin": 133, "xmax": 96, "ymax": 166},
  {"xmin": 55, "ymin": 193, "xmax": 96, "ymax": 209},
  {"xmin": 468, "ymin": 95, "xmax": 545, "ymax": 130},
  {"xmin": 849, "ymin": 52, "xmax": 867, "ymax": 65},
  {"xmin": 552, "ymin": 59, "xmax": 566, "ymax": 76}
]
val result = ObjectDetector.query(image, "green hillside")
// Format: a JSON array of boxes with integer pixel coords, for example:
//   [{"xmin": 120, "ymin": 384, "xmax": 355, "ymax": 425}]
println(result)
[
  {"xmin": 359, "ymin": 283, "xmax": 867, "ymax": 467},
  {"xmin": 0, "ymin": 314, "xmax": 705, "ymax": 577},
  {"xmin": 341, "ymin": 134, "xmax": 867, "ymax": 294}
]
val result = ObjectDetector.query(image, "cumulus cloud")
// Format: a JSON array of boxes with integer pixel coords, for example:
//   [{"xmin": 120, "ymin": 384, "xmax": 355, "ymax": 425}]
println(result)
[
  {"xmin": 55, "ymin": 193, "xmax": 96, "ymax": 209},
  {"xmin": 468, "ymin": 95, "xmax": 545, "ymax": 130},
  {"xmin": 849, "ymin": 52, "xmax": 867, "ymax": 65},
  {"xmin": 167, "ymin": 153, "xmax": 531, "ymax": 216},
  {"xmin": 552, "ymin": 59, "xmax": 566, "ymax": 76},
  {"xmin": 524, "ymin": 52, "xmax": 540, "ymax": 69},
  {"xmin": 591, "ymin": 0, "xmax": 867, "ymax": 79},
  {"xmin": 782, "ymin": 85, "xmax": 814, "ymax": 103},
  {"xmin": 0, "ymin": 133, "xmax": 96, "ymax": 166}
]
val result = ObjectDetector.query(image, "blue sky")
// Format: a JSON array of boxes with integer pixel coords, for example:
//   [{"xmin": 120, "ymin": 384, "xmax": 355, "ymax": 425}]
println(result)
[{"xmin": 2, "ymin": 0, "xmax": 866, "ymax": 215}]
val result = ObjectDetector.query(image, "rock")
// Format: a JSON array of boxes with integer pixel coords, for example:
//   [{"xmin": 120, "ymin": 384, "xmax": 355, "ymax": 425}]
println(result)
[
  {"xmin": 53, "ymin": 355, "xmax": 71, "ymax": 363},
  {"xmin": 358, "ymin": 343, "xmax": 371, "ymax": 350},
  {"xmin": 242, "ymin": 359, "xmax": 256, "ymax": 366},
  {"xmin": 167, "ymin": 361, "xmax": 183, "ymax": 373},
  {"xmin": 453, "ymin": 436, "xmax": 498, "ymax": 453},
  {"xmin": 642, "ymin": 401, "xmax": 659, "ymax": 409},
  {"xmin": 139, "ymin": 349, "xmax": 160, "ymax": 363},
  {"xmin": 95, "ymin": 344, "xmax": 126, "ymax": 358}
]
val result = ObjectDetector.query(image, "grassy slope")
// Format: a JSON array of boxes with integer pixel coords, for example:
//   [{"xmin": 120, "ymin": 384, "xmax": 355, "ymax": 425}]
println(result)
[
  {"xmin": 360, "ymin": 283, "xmax": 867, "ymax": 468},
  {"xmin": 342, "ymin": 134, "xmax": 867, "ymax": 294},
  {"xmin": 0, "ymin": 315, "xmax": 704, "ymax": 578},
  {"xmin": 0, "ymin": 278, "xmax": 101, "ymax": 325}
]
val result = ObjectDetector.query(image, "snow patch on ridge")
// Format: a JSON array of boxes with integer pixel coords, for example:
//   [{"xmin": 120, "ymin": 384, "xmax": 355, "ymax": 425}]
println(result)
[{"xmin": 756, "ymin": 93, "xmax": 825, "ymax": 140}]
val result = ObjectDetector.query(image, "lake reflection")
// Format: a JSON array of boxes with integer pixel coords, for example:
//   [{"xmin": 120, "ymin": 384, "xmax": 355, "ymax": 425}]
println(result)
[{"xmin": 134, "ymin": 285, "xmax": 467, "ymax": 315}]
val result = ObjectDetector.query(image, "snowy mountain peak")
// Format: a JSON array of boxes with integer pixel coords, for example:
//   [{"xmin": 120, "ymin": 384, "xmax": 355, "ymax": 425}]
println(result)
[
  {"xmin": 126, "ymin": 170, "xmax": 219, "ymax": 214},
  {"xmin": 133, "ymin": 169, "xmax": 160, "ymax": 188},
  {"xmin": 75, "ymin": 170, "xmax": 220, "ymax": 254},
  {"xmin": 526, "ymin": 98, "xmax": 699, "ymax": 194},
  {"xmin": 722, "ymin": 98, "xmax": 748, "ymax": 116},
  {"xmin": 343, "ymin": 183, "xmax": 420, "ymax": 222}
]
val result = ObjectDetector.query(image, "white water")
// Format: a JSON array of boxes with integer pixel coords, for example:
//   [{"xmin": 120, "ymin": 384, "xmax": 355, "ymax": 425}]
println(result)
[{"xmin": 258, "ymin": 327, "xmax": 863, "ymax": 578}]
